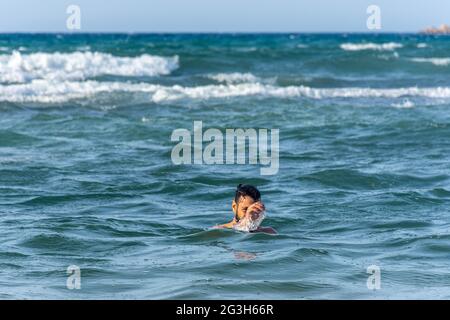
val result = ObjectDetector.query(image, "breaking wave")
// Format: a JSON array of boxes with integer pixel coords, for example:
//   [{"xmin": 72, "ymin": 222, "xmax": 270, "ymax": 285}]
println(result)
[
  {"xmin": 0, "ymin": 51, "xmax": 179, "ymax": 83},
  {"xmin": 340, "ymin": 42, "xmax": 403, "ymax": 51},
  {"xmin": 410, "ymin": 58, "xmax": 450, "ymax": 66},
  {"xmin": 206, "ymin": 73, "xmax": 259, "ymax": 84},
  {"xmin": 2, "ymin": 80, "xmax": 450, "ymax": 104}
]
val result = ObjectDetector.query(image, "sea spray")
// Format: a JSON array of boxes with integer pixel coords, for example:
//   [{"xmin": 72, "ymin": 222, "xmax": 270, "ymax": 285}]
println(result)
[{"xmin": 233, "ymin": 211, "xmax": 266, "ymax": 232}]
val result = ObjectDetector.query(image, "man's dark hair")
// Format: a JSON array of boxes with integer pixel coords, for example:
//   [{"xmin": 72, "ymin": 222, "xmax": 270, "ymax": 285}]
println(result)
[{"xmin": 234, "ymin": 184, "xmax": 261, "ymax": 203}]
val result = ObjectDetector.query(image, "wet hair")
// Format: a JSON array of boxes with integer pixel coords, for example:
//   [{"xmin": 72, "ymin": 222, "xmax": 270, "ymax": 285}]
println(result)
[{"xmin": 234, "ymin": 184, "xmax": 261, "ymax": 204}]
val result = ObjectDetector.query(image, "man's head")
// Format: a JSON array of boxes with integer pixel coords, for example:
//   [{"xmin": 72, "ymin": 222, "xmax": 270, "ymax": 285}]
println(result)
[{"xmin": 232, "ymin": 184, "xmax": 261, "ymax": 222}]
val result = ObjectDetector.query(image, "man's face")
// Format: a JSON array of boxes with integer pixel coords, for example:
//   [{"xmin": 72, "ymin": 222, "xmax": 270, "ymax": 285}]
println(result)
[
  {"xmin": 232, "ymin": 196, "xmax": 257, "ymax": 221},
  {"xmin": 232, "ymin": 196, "xmax": 266, "ymax": 232}
]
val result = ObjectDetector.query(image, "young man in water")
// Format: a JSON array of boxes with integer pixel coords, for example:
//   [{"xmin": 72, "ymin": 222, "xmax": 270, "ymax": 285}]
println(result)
[{"xmin": 215, "ymin": 184, "xmax": 277, "ymax": 234}]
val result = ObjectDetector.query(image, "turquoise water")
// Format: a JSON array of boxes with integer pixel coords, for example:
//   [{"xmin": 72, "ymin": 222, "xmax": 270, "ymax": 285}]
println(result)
[{"xmin": 0, "ymin": 33, "xmax": 450, "ymax": 299}]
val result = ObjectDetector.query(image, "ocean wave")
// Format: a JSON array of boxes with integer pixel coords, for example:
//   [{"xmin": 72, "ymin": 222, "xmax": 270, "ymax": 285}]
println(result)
[
  {"xmin": 76, "ymin": 45, "xmax": 91, "ymax": 51},
  {"xmin": 2, "ymin": 80, "xmax": 450, "ymax": 104},
  {"xmin": 410, "ymin": 58, "xmax": 450, "ymax": 66},
  {"xmin": 392, "ymin": 99, "xmax": 415, "ymax": 108},
  {"xmin": 148, "ymin": 83, "xmax": 450, "ymax": 102},
  {"xmin": 340, "ymin": 42, "xmax": 403, "ymax": 51},
  {"xmin": 234, "ymin": 47, "xmax": 258, "ymax": 52},
  {"xmin": 206, "ymin": 72, "xmax": 259, "ymax": 84},
  {"xmin": 0, "ymin": 51, "xmax": 179, "ymax": 83}
]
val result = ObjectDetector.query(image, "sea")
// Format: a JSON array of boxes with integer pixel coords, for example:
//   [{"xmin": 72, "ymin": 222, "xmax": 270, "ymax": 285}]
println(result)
[{"xmin": 0, "ymin": 33, "xmax": 449, "ymax": 299}]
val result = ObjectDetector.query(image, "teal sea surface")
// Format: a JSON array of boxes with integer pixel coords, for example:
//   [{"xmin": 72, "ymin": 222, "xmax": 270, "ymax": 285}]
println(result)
[{"xmin": 0, "ymin": 33, "xmax": 450, "ymax": 299}]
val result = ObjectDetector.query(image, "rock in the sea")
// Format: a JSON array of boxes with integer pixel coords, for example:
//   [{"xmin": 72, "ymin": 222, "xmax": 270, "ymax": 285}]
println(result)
[{"xmin": 421, "ymin": 24, "xmax": 450, "ymax": 34}]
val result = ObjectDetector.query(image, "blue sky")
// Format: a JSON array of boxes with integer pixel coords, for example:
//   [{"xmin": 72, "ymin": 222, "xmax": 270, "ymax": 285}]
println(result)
[{"xmin": 0, "ymin": 0, "xmax": 449, "ymax": 32}]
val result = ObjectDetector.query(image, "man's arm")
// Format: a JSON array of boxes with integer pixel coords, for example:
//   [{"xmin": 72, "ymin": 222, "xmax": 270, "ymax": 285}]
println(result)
[{"xmin": 213, "ymin": 221, "xmax": 235, "ymax": 229}]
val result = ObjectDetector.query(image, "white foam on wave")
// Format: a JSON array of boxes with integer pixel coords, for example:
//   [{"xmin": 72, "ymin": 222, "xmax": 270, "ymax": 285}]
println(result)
[
  {"xmin": 340, "ymin": 42, "xmax": 403, "ymax": 51},
  {"xmin": 392, "ymin": 99, "xmax": 415, "ymax": 108},
  {"xmin": 2, "ymin": 80, "xmax": 450, "ymax": 104},
  {"xmin": 410, "ymin": 57, "xmax": 450, "ymax": 66},
  {"xmin": 233, "ymin": 211, "xmax": 266, "ymax": 232},
  {"xmin": 206, "ymin": 72, "xmax": 260, "ymax": 84},
  {"xmin": 0, "ymin": 51, "xmax": 179, "ymax": 83},
  {"xmin": 148, "ymin": 83, "xmax": 450, "ymax": 102}
]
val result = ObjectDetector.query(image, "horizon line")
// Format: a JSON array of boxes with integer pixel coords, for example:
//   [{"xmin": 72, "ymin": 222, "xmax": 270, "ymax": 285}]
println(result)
[{"xmin": 0, "ymin": 31, "xmax": 432, "ymax": 35}]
